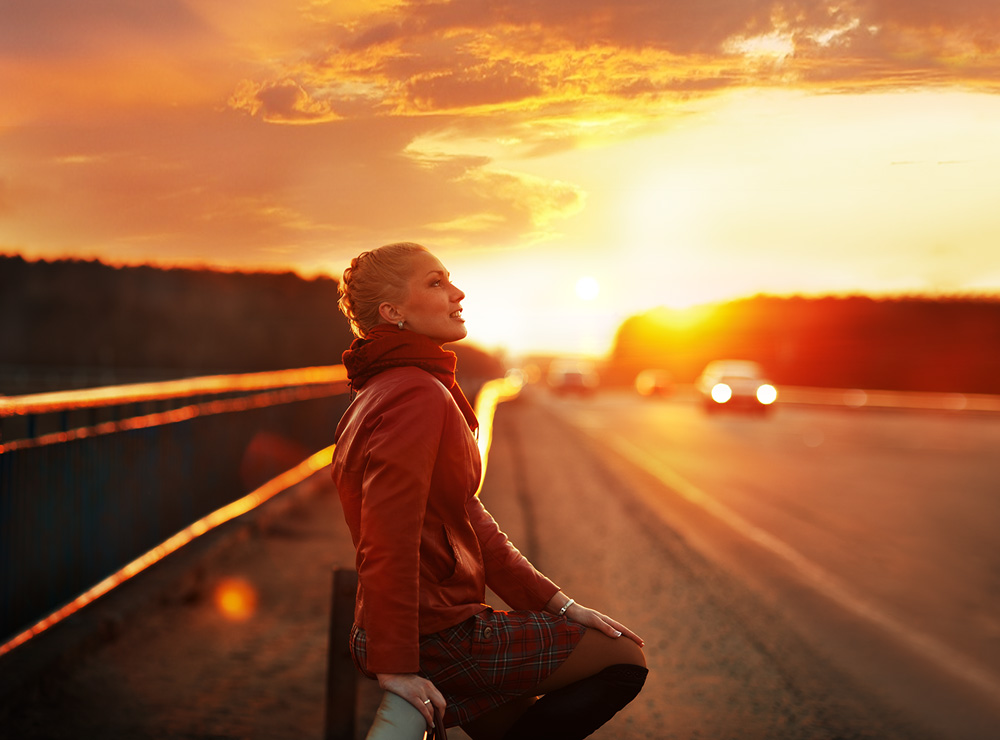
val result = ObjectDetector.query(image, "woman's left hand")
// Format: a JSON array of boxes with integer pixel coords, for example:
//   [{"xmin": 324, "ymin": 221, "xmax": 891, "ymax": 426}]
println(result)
[{"xmin": 564, "ymin": 602, "xmax": 644, "ymax": 647}]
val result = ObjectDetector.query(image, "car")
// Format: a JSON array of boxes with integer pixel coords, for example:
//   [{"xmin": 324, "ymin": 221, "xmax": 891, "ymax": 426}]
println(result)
[
  {"xmin": 547, "ymin": 359, "xmax": 600, "ymax": 397},
  {"xmin": 695, "ymin": 359, "xmax": 777, "ymax": 414},
  {"xmin": 634, "ymin": 369, "xmax": 674, "ymax": 397}
]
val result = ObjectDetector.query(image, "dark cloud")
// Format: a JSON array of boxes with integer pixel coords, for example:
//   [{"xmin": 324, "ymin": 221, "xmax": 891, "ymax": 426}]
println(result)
[
  {"xmin": 395, "ymin": 0, "xmax": 773, "ymax": 53},
  {"xmin": 406, "ymin": 62, "xmax": 543, "ymax": 110},
  {"xmin": 230, "ymin": 80, "xmax": 339, "ymax": 123},
  {"xmin": 346, "ymin": 21, "xmax": 406, "ymax": 51},
  {"xmin": 0, "ymin": 0, "xmax": 211, "ymax": 57},
  {"xmin": 328, "ymin": 0, "xmax": 1000, "ymax": 105},
  {"xmin": 864, "ymin": 0, "xmax": 1000, "ymax": 28}
]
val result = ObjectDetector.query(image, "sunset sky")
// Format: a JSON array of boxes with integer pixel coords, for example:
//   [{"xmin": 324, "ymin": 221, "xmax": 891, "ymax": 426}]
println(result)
[{"xmin": 3, "ymin": 0, "xmax": 1000, "ymax": 356}]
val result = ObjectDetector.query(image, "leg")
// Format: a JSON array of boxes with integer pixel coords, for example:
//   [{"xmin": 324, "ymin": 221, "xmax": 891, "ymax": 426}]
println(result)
[
  {"xmin": 463, "ymin": 629, "xmax": 644, "ymax": 739},
  {"xmin": 536, "ymin": 627, "xmax": 646, "ymax": 693},
  {"xmin": 500, "ymin": 629, "xmax": 647, "ymax": 740},
  {"xmin": 461, "ymin": 696, "xmax": 536, "ymax": 740}
]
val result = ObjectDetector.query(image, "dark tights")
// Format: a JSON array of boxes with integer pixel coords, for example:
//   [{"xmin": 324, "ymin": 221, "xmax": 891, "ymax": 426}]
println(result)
[{"xmin": 462, "ymin": 629, "xmax": 647, "ymax": 740}]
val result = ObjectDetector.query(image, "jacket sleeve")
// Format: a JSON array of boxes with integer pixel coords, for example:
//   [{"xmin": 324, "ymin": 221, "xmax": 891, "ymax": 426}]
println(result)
[
  {"xmin": 357, "ymin": 383, "xmax": 445, "ymax": 673},
  {"xmin": 466, "ymin": 495, "xmax": 560, "ymax": 611}
]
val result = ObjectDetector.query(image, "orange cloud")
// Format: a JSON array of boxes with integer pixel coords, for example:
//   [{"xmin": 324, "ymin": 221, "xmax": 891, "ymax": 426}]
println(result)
[{"xmin": 225, "ymin": 0, "xmax": 1000, "ymax": 145}]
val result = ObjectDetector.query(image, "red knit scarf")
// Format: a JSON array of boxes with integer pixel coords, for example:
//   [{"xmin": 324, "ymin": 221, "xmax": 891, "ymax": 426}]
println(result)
[{"xmin": 342, "ymin": 324, "xmax": 479, "ymax": 432}]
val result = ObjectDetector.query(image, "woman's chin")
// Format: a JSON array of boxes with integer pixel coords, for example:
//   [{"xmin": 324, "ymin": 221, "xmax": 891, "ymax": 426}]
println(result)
[{"xmin": 444, "ymin": 326, "xmax": 468, "ymax": 344}]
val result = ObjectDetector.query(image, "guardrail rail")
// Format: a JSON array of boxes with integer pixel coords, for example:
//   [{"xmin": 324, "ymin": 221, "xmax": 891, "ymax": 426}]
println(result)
[{"xmin": 0, "ymin": 366, "xmax": 351, "ymax": 654}]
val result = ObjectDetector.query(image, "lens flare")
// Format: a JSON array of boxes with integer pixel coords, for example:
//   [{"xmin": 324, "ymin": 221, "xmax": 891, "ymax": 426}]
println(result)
[{"xmin": 214, "ymin": 577, "xmax": 258, "ymax": 621}]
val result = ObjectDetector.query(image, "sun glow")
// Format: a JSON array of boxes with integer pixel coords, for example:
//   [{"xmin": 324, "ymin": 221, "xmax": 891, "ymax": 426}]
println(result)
[{"xmin": 575, "ymin": 276, "xmax": 600, "ymax": 301}]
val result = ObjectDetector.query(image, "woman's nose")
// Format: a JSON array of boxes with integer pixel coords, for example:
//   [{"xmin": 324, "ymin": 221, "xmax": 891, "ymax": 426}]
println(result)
[{"xmin": 451, "ymin": 284, "xmax": 466, "ymax": 301}]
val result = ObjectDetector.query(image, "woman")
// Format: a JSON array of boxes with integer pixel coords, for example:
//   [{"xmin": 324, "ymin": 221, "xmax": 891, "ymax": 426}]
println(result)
[{"xmin": 332, "ymin": 242, "xmax": 647, "ymax": 739}]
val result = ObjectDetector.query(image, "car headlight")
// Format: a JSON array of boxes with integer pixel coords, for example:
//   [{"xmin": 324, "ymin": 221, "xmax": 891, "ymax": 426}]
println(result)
[
  {"xmin": 756, "ymin": 384, "xmax": 778, "ymax": 405},
  {"xmin": 710, "ymin": 383, "xmax": 732, "ymax": 403}
]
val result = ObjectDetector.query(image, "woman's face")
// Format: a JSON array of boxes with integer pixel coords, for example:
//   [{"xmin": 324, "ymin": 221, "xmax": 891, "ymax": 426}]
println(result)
[{"xmin": 390, "ymin": 250, "xmax": 467, "ymax": 345}]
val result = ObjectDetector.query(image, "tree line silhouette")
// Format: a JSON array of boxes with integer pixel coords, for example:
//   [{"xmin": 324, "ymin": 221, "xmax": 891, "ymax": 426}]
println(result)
[
  {"xmin": 3, "ymin": 255, "xmax": 999, "ymax": 395},
  {"xmin": 608, "ymin": 294, "xmax": 1000, "ymax": 394},
  {"xmin": 1, "ymin": 255, "xmax": 354, "ymax": 387}
]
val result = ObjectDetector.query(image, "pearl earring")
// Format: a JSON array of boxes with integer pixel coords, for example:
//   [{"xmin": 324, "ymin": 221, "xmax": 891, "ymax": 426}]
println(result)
[{"xmin": 397, "ymin": 320, "xmax": 404, "ymax": 329}]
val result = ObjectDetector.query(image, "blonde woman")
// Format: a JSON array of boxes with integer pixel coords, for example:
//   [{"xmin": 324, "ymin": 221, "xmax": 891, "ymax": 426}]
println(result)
[{"xmin": 331, "ymin": 243, "xmax": 646, "ymax": 739}]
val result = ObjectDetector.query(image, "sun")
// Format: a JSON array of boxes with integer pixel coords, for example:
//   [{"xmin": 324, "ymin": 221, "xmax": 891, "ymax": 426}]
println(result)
[{"xmin": 575, "ymin": 276, "xmax": 600, "ymax": 301}]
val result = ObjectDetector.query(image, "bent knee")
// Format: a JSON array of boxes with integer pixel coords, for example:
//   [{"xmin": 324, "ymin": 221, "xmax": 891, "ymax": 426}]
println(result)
[
  {"xmin": 612, "ymin": 632, "xmax": 646, "ymax": 668},
  {"xmin": 536, "ymin": 627, "xmax": 646, "ymax": 694},
  {"xmin": 582, "ymin": 627, "xmax": 646, "ymax": 668}
]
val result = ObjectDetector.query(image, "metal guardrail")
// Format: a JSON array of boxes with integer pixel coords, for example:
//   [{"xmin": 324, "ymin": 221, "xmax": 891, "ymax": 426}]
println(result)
[
  {"xmin": 774, "ymin": 385, "xmax": 1000, "ymax": 412},
  {"xmin": 0, "ymin": 366, "xmax": 351, "ymax": 654}
]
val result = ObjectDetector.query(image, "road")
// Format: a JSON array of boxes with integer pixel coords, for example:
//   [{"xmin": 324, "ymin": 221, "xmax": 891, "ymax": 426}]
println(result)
[{"xmin": 510, "ymin": 387, "xmax": 1000, "ymax": 740}]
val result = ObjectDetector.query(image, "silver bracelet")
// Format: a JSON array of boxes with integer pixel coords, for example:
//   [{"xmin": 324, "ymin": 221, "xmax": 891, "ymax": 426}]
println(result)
[{"xmin": 557, "ymin": 598, "xmax": 575, "ymax": 617}]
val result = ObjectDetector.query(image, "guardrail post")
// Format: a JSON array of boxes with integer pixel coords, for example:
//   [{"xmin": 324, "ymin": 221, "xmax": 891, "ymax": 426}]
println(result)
[{"xmin": 325, "ymin": 567, "xmax": 360, "ymax": 740}]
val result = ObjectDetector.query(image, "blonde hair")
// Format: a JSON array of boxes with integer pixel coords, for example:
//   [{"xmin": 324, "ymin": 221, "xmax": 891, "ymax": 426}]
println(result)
[{"xmin": 338, "ymin": 242, "xmax": 428, "ymax": 338}]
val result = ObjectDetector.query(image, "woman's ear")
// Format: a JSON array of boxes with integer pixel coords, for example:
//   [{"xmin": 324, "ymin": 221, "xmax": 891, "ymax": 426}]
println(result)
[{"xmin": 378, "ymin": 302, "xmax": 401, "ymax": 324}]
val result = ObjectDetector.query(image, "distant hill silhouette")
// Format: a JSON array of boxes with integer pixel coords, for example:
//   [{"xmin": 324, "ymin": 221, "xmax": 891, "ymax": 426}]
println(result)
[
  {"xmin": 608, "ymin": 294, "xmax": 1000, "ymax": 394},
  {"xmin": 0, "ymin": 255, "xmax": 501, "ymax": 394}
]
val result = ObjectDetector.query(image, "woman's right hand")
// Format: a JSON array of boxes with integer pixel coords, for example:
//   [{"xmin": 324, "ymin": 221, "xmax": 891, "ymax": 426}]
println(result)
[{"xmin": 376, "ymin": 672, "xmax": 446, "ymax": 729}]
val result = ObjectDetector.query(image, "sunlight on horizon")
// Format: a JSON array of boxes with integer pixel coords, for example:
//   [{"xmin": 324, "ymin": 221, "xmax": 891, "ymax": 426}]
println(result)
[{"xmin": 435, "ymin": 87, "xmax": 1000, "ymax": 358}]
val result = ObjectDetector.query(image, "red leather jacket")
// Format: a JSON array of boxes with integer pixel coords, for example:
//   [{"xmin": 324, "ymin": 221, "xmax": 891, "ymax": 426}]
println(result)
[{"xmin": 331, "ymin": 366, "xmax": 560, "ymax": 674}]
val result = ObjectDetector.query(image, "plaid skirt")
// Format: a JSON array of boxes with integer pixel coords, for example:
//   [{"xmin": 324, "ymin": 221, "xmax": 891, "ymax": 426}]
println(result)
[{"xmin": 350, "ymin": 608, "xmax": 586, "ymax": 727}]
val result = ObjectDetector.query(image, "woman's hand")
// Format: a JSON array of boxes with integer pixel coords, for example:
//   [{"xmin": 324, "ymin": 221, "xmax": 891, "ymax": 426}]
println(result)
[
  {"xmin": 547, "ymin": 592, "xmax": 645, "ymax": 647},
  {"xmin": 376, "ymin": 672, "xmax": 446, "ymax": 729}
]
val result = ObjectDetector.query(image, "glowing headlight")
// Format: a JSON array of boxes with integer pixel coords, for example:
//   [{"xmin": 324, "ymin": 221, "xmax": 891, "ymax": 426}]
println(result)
[
  {"xmin": 710, "ymin": 383, "xmax": 733, "ymax": 403},
  {"xmin": 756, "ymin": 384, "xmax": 778, "ymax": 405}
]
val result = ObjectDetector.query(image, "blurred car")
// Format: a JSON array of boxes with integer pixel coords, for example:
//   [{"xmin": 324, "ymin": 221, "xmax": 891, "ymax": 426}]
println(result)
[
  {"xmin": 695, "ymin": 359, "xmax": 777, "ymax": 414},
  {"xmin": 634, "ymin": 369, "xmax": 674, "ymax": 398},
  {"xmin": 547, "ymin": 359, "xmax": 600, "ymax": 397}
]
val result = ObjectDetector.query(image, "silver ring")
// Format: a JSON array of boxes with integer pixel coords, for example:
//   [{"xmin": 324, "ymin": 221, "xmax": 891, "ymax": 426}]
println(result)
[{"xmin": 423, "ymin": 699, "xmax": 432, "ymax": 705}]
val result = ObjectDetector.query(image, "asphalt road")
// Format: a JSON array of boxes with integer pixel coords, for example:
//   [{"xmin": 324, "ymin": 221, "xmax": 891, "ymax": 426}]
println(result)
[{"xmin": 526, "ymin": 387, "xmax": 1000, "ymax": 740}]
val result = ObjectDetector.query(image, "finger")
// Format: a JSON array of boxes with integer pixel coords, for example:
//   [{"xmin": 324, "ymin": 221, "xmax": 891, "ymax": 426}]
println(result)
[
  {"xmin": 604, "ymin": 618, "xmax": 644, "ymax": 646},
  {"xmin": 592, "ymin": 617, "xmax": 622, "ymax": 639},
  {"xmin": 416, "ymin": 696, "xmax": 435, "ymax": 727},
  {"xmin": 431, "ymin": 687, "xmax": 448, "ymax": 712},
  {"xmin": 399, "ymin": 687, "xmax": 433, "ymax": 727},
  {"xmin": 427, "ymin": 691, "xmax": 446, "ymax": 721},
  {"xmin": 619, "ymin": 626, "xmax": 645, "ymax": 646}
]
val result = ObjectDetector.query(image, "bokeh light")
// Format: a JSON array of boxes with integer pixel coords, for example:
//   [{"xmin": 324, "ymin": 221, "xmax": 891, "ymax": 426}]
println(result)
[{"xmin": 214, "ymin": 577, "xmax": 258, "ymax": 621}]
